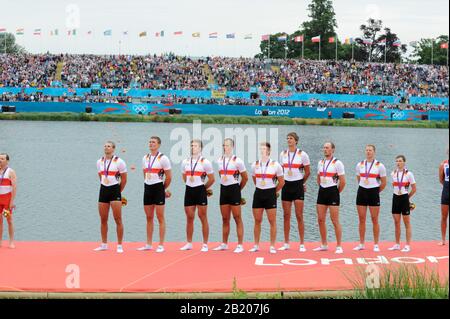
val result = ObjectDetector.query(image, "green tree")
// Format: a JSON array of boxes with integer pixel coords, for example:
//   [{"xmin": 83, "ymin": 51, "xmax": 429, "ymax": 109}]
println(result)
[
  {"xmin": 355, "ymin": 19, "xmax": 406, "ymax": 63},
  {"xmin": 410, "ymin": 35, "xmax": 448, "ymax": 65},
  {"xmin": 0, "ymin": 33, "xmax": 26, "ymax": 54}
]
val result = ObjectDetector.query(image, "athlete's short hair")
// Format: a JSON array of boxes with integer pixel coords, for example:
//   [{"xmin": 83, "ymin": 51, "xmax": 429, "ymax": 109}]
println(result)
[
  {"xmin": 150, "ymin": 136, "xmax": 162, "ymax": 145},
  {"xmin": 105, "ymin": 141, "xmax": 116, "ymax": 149},
  {"xmin": 224, "ymin": 138, "xmax": 235, "ymax": 147},
  {"xmin": 260, "ymin": 142, "xmax": 271, "ymax": 151},
  {"xmin": 0, "ymin": 153, "xmax": 9, "ymax": 161},
  {"xmin": 324, "ymin": 141, "xmax": 335, "ymax": 150},
  {"xmin": 191, "ymin": 139, "xmax": 203, "ymax": 149},
  {"xmin": 366, "ymin": 144, "xmax": 376, "ymax": 152},
  {"xmin": 396, "ymin": 155, "xmax": 406, "ymax": 162},
  {"xmin": 287, "ymin": 132, "xmax": 299, "ymax": 143}
]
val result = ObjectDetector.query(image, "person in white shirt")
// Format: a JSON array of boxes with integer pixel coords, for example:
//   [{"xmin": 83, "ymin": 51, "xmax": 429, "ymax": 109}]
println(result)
[
  {"xmin": 354, "ymin": 145, "xmax": 387, "ymax": 252},
  {"xmin": 137, "ymin": 136, "xmax": 172, "ymax": 253},
  {"xmin": 94, "ymin": 141, "xmax": 128, "ymax": 253},
  {"xmin": 279, "ymin": 132, "xmax": 311, "ymax": 252},
  {"xmin": 180, "ymin": 140, "xmax": 215, "ymax": 252},
  {"xmin": 0, "ymin": 153, "xmax": 17, "ymax": 249},
  {"xmin": 315, "ymin": 142, "xmax": 346, "ymax": 254},
  {"xmin": 213, "ymin": 138, "xmax": 248, "ymax": 253},
  {"xmin": 438, "ymin": 149, "xmax": 449, "ymax": 246},
  {"xmin": 250, "ymin": 142, "xmax": 285, "ymax": 254},
  {"xmin": 389, "ymin": 155, "xmax": 417, "ymax": 252}
]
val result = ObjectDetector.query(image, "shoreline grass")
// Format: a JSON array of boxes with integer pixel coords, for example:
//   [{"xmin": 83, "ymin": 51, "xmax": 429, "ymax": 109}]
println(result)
[{"xmin": 0, "ymin": 112, "xmax": 448, "ymax": 128}]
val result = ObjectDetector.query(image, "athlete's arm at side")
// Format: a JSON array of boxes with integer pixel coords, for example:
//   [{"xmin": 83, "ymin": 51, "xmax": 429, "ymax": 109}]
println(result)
[
  {"xmin": 276, "ymin": 176, "xmax": 285, "ymax": 194},
  {"xmin": 164, "ymin": 169, "xmax": 172, "ymax": 189},
  {"xmin": 240, "ymin": 171, "xmax": 249, "ymax": 190},
  {"xmin": 409, "ymin": 183, "xmax": 417, "ymax": 199},
  {"xmin": 9, "ymin": 169, "xmax": 17, "ymax": 209},
  {"xmin": 205, "ymin": 173, "xmax": 215, "ymax": 189},
  {"xmin": 439, "ymin": 163, "xmax": 444, "ymax": 185},
  {"xmin": 379, "ymin": 176, "xmax": 387, "ymax": 192},
  {"xmin": 303, "ymin": 165, "xmax": 311, "ymax": 183},
  {"xmin": 119, "ymin": 173, "xmax": 127, "ymax": 192},
  {"xmin": 338, "ymin": 175, "xmax": 346, "ymax": 193}
]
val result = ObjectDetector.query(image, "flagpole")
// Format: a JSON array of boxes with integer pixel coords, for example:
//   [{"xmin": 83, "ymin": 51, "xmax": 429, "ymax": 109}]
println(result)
[
  {"xmin": 268, "ymin": 36, "xmax": 271, "ymax": 59},
  {"xmin": 351, "ymin": 41, "xmax": 354, "ymax": 62},
  {"xmin": 335, "ymin": 35, "xmax": 338, "ymax": 61},
  {"xmin": 319, "ymin": 38, "xmax": 321, "ymax": 61},
  {"xmin": 302, "ymin": 36, "xmax": 304, "ymax": 60},
  {"xmin": 285, "ymin": 36, "xmax": 288, "ymax": 59},
  {"xmin": 431, "ymin": 38, "xmax": 434, "ymax": 65},
  {"xmin": 384, "ymin": 40, "xmax": 387, "ymax": 63}
]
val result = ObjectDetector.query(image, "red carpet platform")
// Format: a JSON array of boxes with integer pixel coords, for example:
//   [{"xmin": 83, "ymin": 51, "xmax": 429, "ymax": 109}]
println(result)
[{"xmin": 0, "ymin": 241, "xmax": 448, "ymax": 293}]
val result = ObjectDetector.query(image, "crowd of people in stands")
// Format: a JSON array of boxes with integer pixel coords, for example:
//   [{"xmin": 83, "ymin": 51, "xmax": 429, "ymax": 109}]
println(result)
[
  {"xmin": 0, "ymin": 53, "xmax": 448, "ymax": 98},
  {"xmin": 1, "ymin": 91, "xmax": 446, "ymax": 111}
]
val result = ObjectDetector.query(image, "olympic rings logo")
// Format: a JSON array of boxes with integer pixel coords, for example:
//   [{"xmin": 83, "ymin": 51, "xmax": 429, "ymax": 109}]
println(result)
[
  {"xmin": 133, "ymin": 105, "xmax": 148, "ymax": 114},
  {"xmin": 391, "ymin": 112, "xmax": 405, "ymax": 119}
]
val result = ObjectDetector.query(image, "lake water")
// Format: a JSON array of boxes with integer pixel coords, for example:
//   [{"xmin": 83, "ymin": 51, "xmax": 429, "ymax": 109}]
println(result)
[{"xmin": 0, "ymin": 120, "xmax": 448, "ymax": 243}]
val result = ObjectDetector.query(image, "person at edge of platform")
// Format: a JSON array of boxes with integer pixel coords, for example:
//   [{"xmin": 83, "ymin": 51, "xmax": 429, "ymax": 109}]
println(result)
[
  {"xmin": 137, "ymin": 136, "xmax": 172, "ymax": 253},
  {"xmin": 180, "ymin": 139, "xmax": 215, "ymax": 252},
  {"xmin": 250, "ymin": 142, "xmax": 285, "ymax": 254},
  {"xmin": 388, "ymin": 155, "xmax": 417, "ymax": 253},
  {"xmin": 279, "ymin": 132, "xmax": 311, "ymax": 252},
  {"xmin": 213, "ymin": 138, "xmax": 248, "ymax": 253},
  {"xmin": 94, "ymin": 141, "xmax": 127, "ymax": 253},
  {"xmin": 354, "ymin": 145, "xmax": 387, "ymax": 252},
  {"xmin": 0, "ymin": 153, "xmax": 17, "ymax": 249},
  {"xmin": 438, "ymin": 148, "xmax": 449, "ymax": 246},
  {"xmin": 314, "ymin": 142, "xmax": 346, "ymax": 254}
]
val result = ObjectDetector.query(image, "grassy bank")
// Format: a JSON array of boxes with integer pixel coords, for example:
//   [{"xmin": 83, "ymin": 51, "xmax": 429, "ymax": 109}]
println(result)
[{"xmin": 0, "ymin": 112, "xmax": 448, "ymax": 128}]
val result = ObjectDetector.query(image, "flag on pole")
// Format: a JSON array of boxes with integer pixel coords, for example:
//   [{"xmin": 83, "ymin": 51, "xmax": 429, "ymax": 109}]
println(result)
[
  {"xmin": 277, "ymin": 35, "xmax": 287, "ymax": 41},
  {"xmin": 362, "ymin": 38, "xmax": 373, "ymax": 45},
  {"xmin": 244, "ymin": 34, "xmax": 252, "ymax": 39},
  {"xmin": 226, "ymin": 33, "xmax": 235, "ymax": 39},
  {"xmin": 441, "ymin": 43, "xmax": 449, "ymax": 49},
  {"xmin": 311, "ymin": 35, "xmax": 321, "ymax": 43},
  {"xmin": 261, "ymin": 34, "xmax": 270, "ymax": 41},
  {"xmin": 139, "ymin": 31, "xmax": 147, "ymax": 37},
  {"xmin": 344, "ymin": 37, "xmax": 354, "ymax": 44},
  {"xmin": 173, "ymin": 31, "xmax": 183, "ymax": 36},
  {"xmin": 0, "ymin": 28, "xmax": 7, "ymax": 33},
  {"xmin": 33, "ymin": 29, "xmax": 42, "ymax": 36},
  {"xmin": 209, "ymin": 32, "xmax": 218, "ymax": 39},
  {"xmin": 328, "ymin": 37, "xmax": 335, "ymax": 43},
  {"xmin": 67, "ymin": 29, "xmax": 77, "ymax": 36},
  {"xmin": 51, "ymin": 29, "xmax": 59, "ymax": 36},
  {"xmin": 103, "ymin": 29, "xmax": 112, "ymax": 36},
  {"xmin": 16, "ymin": 28, "xmax": 24, "ymax": 35},
  {"xmin": 294, "ymin": 35, "xmax": 304, "ymax": 42},
  {"xmin": 155, "ymin": 31, "xmax": 165, "ymax": 37},
  {"xmin": 392, "ymin": 40, "xmax": 402, "ymax": 47},
  {"xmin": 192, "ymin": 32, "xmax": 200, "ymax": 38}
]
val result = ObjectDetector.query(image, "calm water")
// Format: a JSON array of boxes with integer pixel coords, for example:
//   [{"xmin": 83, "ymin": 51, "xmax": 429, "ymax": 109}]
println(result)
[{"xmin": 0, "ymin": 120, "xmax": 448, "ymax": 243}]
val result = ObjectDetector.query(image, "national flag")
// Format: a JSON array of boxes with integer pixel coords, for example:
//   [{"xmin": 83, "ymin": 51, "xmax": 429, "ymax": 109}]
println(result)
[
  {"xmin": 173, "ymin": 31, "xmax": 183, "ymax": 36},
  {"xmin": 226, "ymin": 33, "xmax": 235, "ymax": 39},
  {"xmin": 294, "ymin": 35, "xmax": 304, "ymax": 42},
  {"xmin": 362, "ymin": 38, "xmax": 373, "ymax": 45},
  {"xmin": 67, "ymin": 29, "xmax": 77, "ymax": 36},
  {"xmin": 0, "ymin": 28, "xmax": 6, "ymax": 33},
  {"xmin": 392, "ymin": 40, "xmax": 401, "ymax": 47},
  {"xmin": 244, "ymin": 34, "xmax": 252, "ymax": 40},
  {"xmin": 328, "ymin": 37, "xmax": 335, "ymax": 43},
  {"xmin": 209, "ymin": 32, "xmax": 218, "ymax": 39},
  {"xmin": 261, "ymin": 34, "xmax": 270, "ymax": 41},
  {"xmin": 33, "ymin": 29, "xmax": 42, "ymax": 35},
  {"xmin": 344, "ymin": 38, "xmax": 354, "ymax": 44},
  {"xmin": 103, "ymin": 29, "xmax": 112, "ymax": 36},
  {"xmin": 16, "ymin": 28, "xmax": 24, "ymax": 35},
  {"xmin": 311, "ymin": 35, "xmax": 321, "ymax": 43},
  {"xmin": 441, "ymin": 43, "xmax": 449, "ymax": 49},
  {"xmin": 277, "ymin": 35, "xmax": 287, "ymax": 41},
  {"xmin": 139, "ymin": 31, "xmax": 147, "ymax": 37},
  {"xmin": 155, "ymin": 31, "xmax": 165, "ymax": 37},
  {"xmin": 50, "ymin": 29, "xmax": 59, "ymax": 36}
]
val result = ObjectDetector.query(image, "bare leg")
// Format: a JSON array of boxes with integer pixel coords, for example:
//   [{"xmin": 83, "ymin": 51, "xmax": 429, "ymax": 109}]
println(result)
[
  {"xmin": 403, "ymin": 215, "xmax": 412, "ymax": 246},
  {"xmin": 281, "ymin": 201, "xmax": 292, "ymax": 244},
  {"xmin": 316, "ymin": 204, "xmax": 328, "ymax": 246},
  {"xmin": 98, "ymin": 202, "xmax": 110, "ymax": 244},
  {"xmin": 356, "ymin": 205, "xmax": 367, "ymax": 245},
  {"xmin": 155, "ymin": 205, "xmax": 166, "ymax": 245},
  {"xmin": 111, "ymin": 201, "xmax": 123, "ymax": 245},
  {"xmin": 294, "ymin": 200, "xmax": 305, "ymax": 245},
  {"xmin": 441, "ymin": 205, "xmax": 449, "ymax": 245},
  {"xmin": 369, "ymin": 206, "xmax": 380, "ymax": 245},
  {"xmin": 252, "ymin": 209, "xmax": 264, "ymax": 245},
  {"xmin": 197, "ymin": 205, "xmax": 209, "ymax": 244},
  {"xmin": 329, "ymin": 206, "xmax": 342, "ymax": 247},
  {"xmin": 266, "ymin": 209, "xmax": 277, "ymax": 246},
  {"xmin": 0, "ymin": 214, "xmax": 3, "ymax": 247},
  {"xmin": 184, "ymin": 206, "xmax": 196, "ymax": 243},
  {"xmin": 7, "ymin": 215, "xmax": 14, "ymax": 248},
  {"xmin": 393, "ymin": 214, "xmax": 402, "ymax": 244},
  {"xmin": 220, "ymin": 205, "xmax": 232, "ymax": 244},
  {"xmin": 231, "ymin": 205, "xmax": 244, "ymax": 245},
  {"xmin": 143, "ymin": 205, "xmax": 155, "ymax": 246}
]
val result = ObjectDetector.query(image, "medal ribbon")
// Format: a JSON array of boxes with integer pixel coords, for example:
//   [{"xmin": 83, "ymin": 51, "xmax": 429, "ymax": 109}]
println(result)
[
  {"xmin": 288, "ymin": 150, "xmax": 297, "ymax": 171},
  {"xmin": 190, "ymin": 156, "xmax": 201, "ymax": 177},
  {"xmin": 365, "ymin": 160, "xmax": 375, "ymax": 180},
  {"xmin": 147, "ymin": 152, "xmax": 160, "ymax": 177},
  {"xmin": 261, "ymin": 160, "xmax": 271, "ymax": 182}
]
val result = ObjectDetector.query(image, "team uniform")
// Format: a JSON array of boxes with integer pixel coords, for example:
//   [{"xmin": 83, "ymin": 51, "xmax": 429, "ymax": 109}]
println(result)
[
  {"xmin": 182, "ymin": 156, "xmax": 214, "ymax": 207},
  {"xmin": 317, "ymin": 158, "xmax": 345, "ymax": 206},
  {"xmin": 356, "ymin": 160, "xmax": 387, "ymax": 206},
  {"xmin": 251, "ymin": 160, "xmax": 284, "ymax": 209},
  {"xmin": 391, "ymin": 169, "xmax": 416, "ymax": 215},
  {"xmin": 0, "ymin": 167, "xmax": 13, "ymax": 214},
  {"xmin": 280, "ymin": 149, "xmax": 310, "ymax": 202},
  {"xmin": 441, "ymin": 160, "xmax": 449, "ymax": 205},
  {"xmin": 97, "ymin": 156, "xmax": 127, "ymax": 203},
  {"xmin": 216, "ymin": 155, "xmax": 246, "ymax": 206},
  {"xmin": 142, "ymin": 152, "xmax": 171, "ymax": 206}
]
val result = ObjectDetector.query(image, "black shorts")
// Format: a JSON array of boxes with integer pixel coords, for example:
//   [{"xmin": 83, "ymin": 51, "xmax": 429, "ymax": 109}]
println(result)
[
  {"xmin": 144, "ymin": 182, "xmax": 166, "ymax": 206},
  {"xmin": 282, "ymin": 180, "xmax": 304, "ymax": 202},
  {"xmin": 356, "ymin": 186, "xmax": 381, "ymax": 206},
  {"xmin": 392, "ymin": 194, "xmax": 411, "ymax": 216},
  {"xmin": 317, "ymin": 186, "xmax": 340, "ymax": 206},
  {"xmin": 98, "ymin": 184, "xmax": 121, "ymax": 203},
  {"xmin": 252, "ymin": 188, "xmax": 277, "ymax": 209},
  {"xmin": 442, "ymin": 183, "xmax": 449, "ymax": 206},
  {"xmin": 184, "ymin": 185, "xmax": 207, "ymax": 207},
  {"xmin": 220, "ymin": 184, "xmax": 242, "ymax": 206}
]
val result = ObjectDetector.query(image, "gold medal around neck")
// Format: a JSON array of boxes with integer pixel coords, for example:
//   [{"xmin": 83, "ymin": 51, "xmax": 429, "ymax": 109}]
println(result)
[
  {"xmin": 223, "ymin": 176, "xmax": 228, "ymax": 182},
  {"xmin": 189, "ymin": 176, "xmax": 195, "ymax": 183},
  {"xmin": 103, "ymin": 177, "xmax": 109, "ymax": 185},
  {"xmin": 261, "ymin": 180, "xmax": 266, "ymax": 186},
  {"xmin": 364, "ymin": 179, "xmax": 370, "ymax": 185}
]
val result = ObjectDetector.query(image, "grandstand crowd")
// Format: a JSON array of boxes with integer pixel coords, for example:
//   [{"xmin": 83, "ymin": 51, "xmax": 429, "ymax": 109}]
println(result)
[{"xmin": 0, "ymin": 53, "xmax": 448, "ymax": 98}]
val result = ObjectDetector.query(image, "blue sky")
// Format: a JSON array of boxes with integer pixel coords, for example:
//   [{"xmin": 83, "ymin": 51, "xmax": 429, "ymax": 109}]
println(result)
[{"xmin": 1, "ymin": 0, "xmax": 448, "ymax": 56}]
